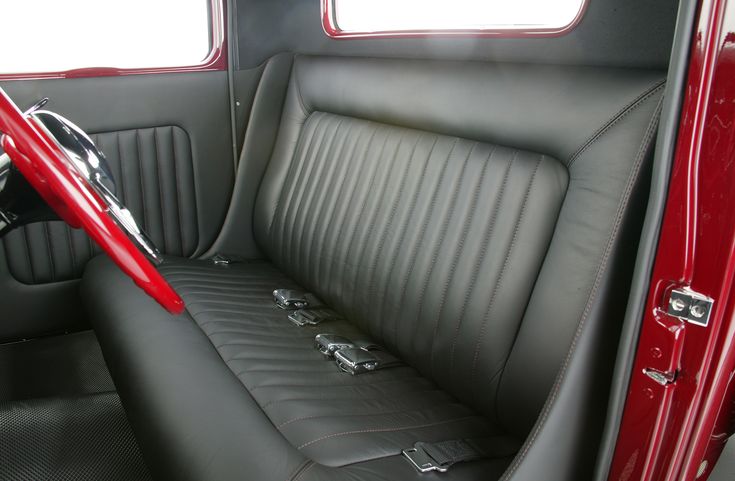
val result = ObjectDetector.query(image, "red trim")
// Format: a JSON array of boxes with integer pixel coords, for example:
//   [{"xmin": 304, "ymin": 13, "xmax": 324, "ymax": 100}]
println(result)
[
  {"xmin": 0, "ymin": 88, "xmax": 184, "ymax": 314},
  {"xmin": 607, "ymin": 0, "xmax": 735, "ymax": 479},
  {"xmin": 321, "ymin": 0, "xmax": 588, "ymax": 39},
  {"xmin": 0, "ymin": 0, "xmax": 225, "ymax": 81}
]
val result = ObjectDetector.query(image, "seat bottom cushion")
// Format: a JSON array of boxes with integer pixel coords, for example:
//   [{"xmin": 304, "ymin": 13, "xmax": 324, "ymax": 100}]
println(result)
[{"xmin": 83, "ymin": 256, "xmax": 516, "ymax": 481}]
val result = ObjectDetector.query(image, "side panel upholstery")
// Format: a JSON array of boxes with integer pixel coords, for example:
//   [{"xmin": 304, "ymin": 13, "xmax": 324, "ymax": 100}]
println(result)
[
  {"xmin": 254, "ymin": 55, "xmax": 666, "ymax": 437},
  {"xmin": 0, "ymin": 72, "xmax": 233, "ymax": 340},
  {"xmin": 2, "ymin": 126, "xmax": 198, "ymax": 284}
]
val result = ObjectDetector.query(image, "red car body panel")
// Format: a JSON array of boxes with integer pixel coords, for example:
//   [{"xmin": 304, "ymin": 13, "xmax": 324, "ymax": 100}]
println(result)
[{"xmin": 608, "ymin": 0, "xmax": 735, "ymax": 479}]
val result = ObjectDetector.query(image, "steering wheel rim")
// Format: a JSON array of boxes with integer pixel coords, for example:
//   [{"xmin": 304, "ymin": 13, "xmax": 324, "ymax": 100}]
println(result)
[{"xmin": 0, "ymin": 87, "xmax": 184, "ymax": 314}]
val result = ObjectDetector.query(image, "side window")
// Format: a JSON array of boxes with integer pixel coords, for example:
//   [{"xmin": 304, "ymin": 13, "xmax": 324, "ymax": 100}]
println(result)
[
  {"xmin": 2, "ymin": 0, "xmax": 220, "ymax": 77},
  {"xmin": 324, "ymin": 0, "xmax": 587, "ymax": 37}
]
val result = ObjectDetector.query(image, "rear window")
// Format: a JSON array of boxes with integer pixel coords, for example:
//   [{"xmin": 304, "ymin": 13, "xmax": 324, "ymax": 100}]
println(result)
[
  {"xmin": 325, "ymin": 0, "xmax": 587, "ymax": 36},
  {"xmin": 2, "ymin": 0, "xmax": 215, "ymax": 76}
]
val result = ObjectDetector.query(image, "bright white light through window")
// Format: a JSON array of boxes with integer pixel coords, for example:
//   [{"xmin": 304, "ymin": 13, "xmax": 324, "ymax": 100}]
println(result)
[
  {"xmin": 1, "ymin": 0, "xmax": 211, "ymax": 75},
  {"xmin": 333, "ymin": 0, "xmax": 585, "ymax": 32}
]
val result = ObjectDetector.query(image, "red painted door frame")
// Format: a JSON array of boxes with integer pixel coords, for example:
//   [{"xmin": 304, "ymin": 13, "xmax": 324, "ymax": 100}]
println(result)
[{"xmin": 608, "ymin": 0, "xmax": 735, "ymax": 479}]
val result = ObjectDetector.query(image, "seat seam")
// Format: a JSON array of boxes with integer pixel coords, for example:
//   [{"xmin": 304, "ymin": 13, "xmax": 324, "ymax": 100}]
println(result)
[
  {"xmin": 376, "ymin": 134, "xmax": 439, "ymax": 342},
  {"xmin": 449, "ymin": 147, "xmax": 512, "ymax": 373},
  {"xmin": 428, "ymin": 142, "xmax": 492, "ymax": 375},
  {"xmin": 289, "ymin": 460, "xmax": 314, "ymax": 481},
  {"xmin": 343, "ymin": 131, "xmax": 408, "ymax": 321},
  {"xmin": 277, "ymin": 402, "xmax": 475, "ymax": 429},
  {"xmin": 366, "ymin": 133, "xmax": 429, "ymax": 337},
  {"xmin": 330, "ymin": 127, "xmax": 388, "ymax": 306},
  {"xmin": 289, "ymin": 117, "xmax": 345, "ymax": 272},
  {"xmin": 296, "ymin": 416, "xmax": 478, "ymax": 450},
  {"xmin": 567, "ymin": 81, "xmax": 666, "ymax": 167},
  {"xmin": 499, "ymin": 91, "xmax": 664, "ymax": 481},
  {"xmin": 470, "ymin": 156, "xmax": 543, "ymax": 384},
  {"xmin": 313, "ymin": 119, "xmax": 370, "ymax": 286},
  {"xmin": 392, "ymin": 138, "xmax": 459, "ymax": 346}
]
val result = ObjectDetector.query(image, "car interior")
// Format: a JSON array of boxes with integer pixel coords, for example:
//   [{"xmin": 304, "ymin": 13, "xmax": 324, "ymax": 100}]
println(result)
[{"xmin": 0, "ymin": 0, "xmax": 695, "ymax": 480}]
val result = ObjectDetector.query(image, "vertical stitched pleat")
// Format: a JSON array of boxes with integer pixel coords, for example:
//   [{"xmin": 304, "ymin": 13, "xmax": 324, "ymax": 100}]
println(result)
[
  {"xmin": 1, "ymin": 126, "xmax": 199, "ymax": 284},
  {"xmin": 264, "ymin": 112, "xmax": 568, "ymax": 416}
]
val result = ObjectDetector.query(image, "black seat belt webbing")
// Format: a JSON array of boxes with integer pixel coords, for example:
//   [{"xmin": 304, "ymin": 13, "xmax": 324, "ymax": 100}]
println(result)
[{"xmin": 403, "ymin": 436, "xmax": 520, "ymax": 473}]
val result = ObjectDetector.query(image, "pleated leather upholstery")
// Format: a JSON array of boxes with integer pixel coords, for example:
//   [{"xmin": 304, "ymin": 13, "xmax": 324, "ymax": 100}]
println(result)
[
  {"xmin": 2, "ymin": 126, "xmax": 198, "ymax": 284},
  {"xmin": 84, "ymin": 55, "xmax": 667, "ymax": 481},
  {"xmin": 156, "ymin": 259, "xmax": 509, "ymax": 467},
  {"xmin": 261, "ymin": 112, "xmax": 568, "ymax": 418}
]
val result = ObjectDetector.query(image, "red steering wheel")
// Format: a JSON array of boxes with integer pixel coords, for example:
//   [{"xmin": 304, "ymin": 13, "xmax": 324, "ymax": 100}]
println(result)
[{"xmin": 0, "ymin": 88, "xmax": 184, "ymax": 314}]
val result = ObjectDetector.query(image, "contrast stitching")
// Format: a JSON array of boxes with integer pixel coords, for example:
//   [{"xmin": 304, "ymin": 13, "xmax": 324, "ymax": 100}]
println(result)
[
  {"xmin": 412, "ymin": 142, "xmax": 476, "ymax": 344},
  {"xmin": 428, "ymin": 143, "xmax": 492, "ymax": 375},
  {"xmin": 329, "ymin": 125, "xmax": 386, "ymax": 306},
  {"xmin": 261, "ymin": 387, "xmax": 445, "ymax": 410},
  {"xmin": 65, "ymin": 225, "xmax": 76, "ymax": 274},
  {"xmin": 289, "ymin": 460, "xmax": 314, "ymax": 481},
  {"xmin": 247, "ymin": 374, "xmax": 419, "ymax": 393},
  {"xmin": 449, "ymin": 147, "xmax": 512, "ymax": 373},
  {"xmin": 306, "ymin": 119, "xmax": 353, "ymax": 280},
  {"xmin": 567, "ymin": 81, "xmax": 665, "ymax": 167},
  {"xmin": 277, "ymin": 402, "xmax": 474, "ymax": 429},
  {"xmin": 283, "ymin": 115, "xmax": 332, "ymax": 268},
  {"xmin": 170, "ymin": 127, "xmax": 185, "ymax": 255},
  {"xmin": 153, "ymin": 128, "xmax": 169, "ymax": 253},
  {"xmin": 499, "ymin": 90, "xmax": 664, "ymax": 481},
  {"xmin": 42, "ymin": 222, "xmax": 55, "ymax": 281},
  {"xmin": 135, "ymin": 130, "xmax": 149, "ymax": 233},
  {"xmin": 291, "ymin": 117, "xmax": 345, "ymax": 274},
  {"xmin": 367, "ymin": 133, "xmax": 432, "ymax": 336},
  {"xmin": 471, "ymin": 156, "xmax": 542, "ymax": 384},
  {"xmin": 296, "ymin": 416, "xmax": 477, "ymax": 450},
  {"xmin": 343, "ymin": 130, "xmax": 407, "ymax": 321},
  {"xmin": 292, "ymin": 59, "xmax": 311, "ymax": 116},
  {"xmin": 312, "ymin": 119, "xmax": 366, "ymax": 285},
  {"xmin": 267, "ymin": 113, "xmax": 321, "ymax": 242},
  {"xmin": 392, "ymin": 138, "xmax": 459, "ymax": 346},
  {"xmin": 22, "ymin": 225, "xmax": 35, "ymax": 283}
]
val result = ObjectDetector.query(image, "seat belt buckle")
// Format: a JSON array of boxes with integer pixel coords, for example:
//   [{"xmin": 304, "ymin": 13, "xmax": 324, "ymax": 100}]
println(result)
[
  {"xmin": 289, "ymin": 308, "xmax": 342, "ymax": 327},
  {"xmin": 402, "ymin": 446, "xmax": 449, "ymax": 473},
  {"xmin": 334, "ymin": 347, "xmax": 401, "ymax": 375},
  {"xmin": 314, "ymin": 334, "xmax": 354, "ymax": 357},
  {"xmin": 211, "ymin": 254, "xmax": 232, "ymax": 266},
  {"xmin": 273, "ymin": 289, "xmax": 308, "ymax": 310}
]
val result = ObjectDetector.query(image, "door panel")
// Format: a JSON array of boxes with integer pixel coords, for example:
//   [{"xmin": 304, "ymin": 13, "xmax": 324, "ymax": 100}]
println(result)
[{"xmin": 0, "ymin": 71, "xmax": 234, "ymax": 340}]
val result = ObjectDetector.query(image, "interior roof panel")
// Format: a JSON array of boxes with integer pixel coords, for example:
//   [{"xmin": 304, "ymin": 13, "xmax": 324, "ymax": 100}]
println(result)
[{"xmin": 236, "ymin": 0, "xmax": 679, "ymax": 70}]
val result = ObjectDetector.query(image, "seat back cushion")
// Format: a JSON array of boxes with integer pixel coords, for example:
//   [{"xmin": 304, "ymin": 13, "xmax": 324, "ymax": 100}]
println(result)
[{"xmin": 254, "ymin": 55, "xmax": 665, "ymax": 438}]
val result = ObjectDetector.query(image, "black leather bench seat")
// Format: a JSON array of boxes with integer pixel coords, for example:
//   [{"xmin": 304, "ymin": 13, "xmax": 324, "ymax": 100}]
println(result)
[
  {"xmin": 85, "ymin": 256, "xmax": 514, "ymax": 480},
  {"xmin": 83, "ymin": 55, "xmax": 666, "ymax": 481}
]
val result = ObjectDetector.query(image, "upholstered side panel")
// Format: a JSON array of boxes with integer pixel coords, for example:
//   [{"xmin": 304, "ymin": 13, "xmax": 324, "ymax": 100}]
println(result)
[
  {"xmin": 260, "ymin": 111, "xmax": 569, "ymax": 417},
  {"xmin": 1, "ymin": 126, "xmax": 198, "ymax": 284}
]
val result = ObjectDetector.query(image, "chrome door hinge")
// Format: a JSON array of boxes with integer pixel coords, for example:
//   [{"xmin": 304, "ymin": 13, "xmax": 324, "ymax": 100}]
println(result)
[{"xmin": 667, "ymin": 287, "xmax": 714, "ymax": 327}]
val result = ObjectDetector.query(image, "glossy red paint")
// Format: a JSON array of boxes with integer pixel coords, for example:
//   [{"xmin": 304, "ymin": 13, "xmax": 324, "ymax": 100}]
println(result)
[
  {"xmin": 321, "ymin": 0, "xmax": 589, "ymax": 39},
  {"xmin": 608, "ymin": 0, "xmax": 735, "ymax": 480},
  {"xmin": 0, "ymin": 88, "xmax": 184, "ymax": 314},
  {"xmin": 0, "ymin": 0, "xmax": 225, "ymax": 81}
]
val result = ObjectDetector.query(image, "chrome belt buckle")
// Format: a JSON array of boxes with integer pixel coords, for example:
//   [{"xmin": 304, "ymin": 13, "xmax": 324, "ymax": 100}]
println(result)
[
  {"xmin": 334, "ymin": 347, "xmax": 380, "ymax": 375},
  {"xmin": 289, "ymin": 308, "xmax": 342, "ymax": 327},
  {"xmin": 289, "ymin": 309, "xmax": 321, "ymax": 326},
  {"xmin": 314, "ymin": 334, "xmax": 354, "ymax": 357},
  {"xmin": 273, "ymin": 289, "xmax": 308, "ymax": 310},
  {"xmin": 402, "ymin": 447, "xmax": 449, "ymax": 473}
]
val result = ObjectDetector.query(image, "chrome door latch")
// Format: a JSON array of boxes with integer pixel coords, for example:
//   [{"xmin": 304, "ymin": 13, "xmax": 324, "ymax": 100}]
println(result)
[
  {"xmin": 666, "ymin": 287, "xmax": 714, "ymax": 327},
  {"xmin": 643, "ymin": 368, "xmax": 677, "ymax": 386}
]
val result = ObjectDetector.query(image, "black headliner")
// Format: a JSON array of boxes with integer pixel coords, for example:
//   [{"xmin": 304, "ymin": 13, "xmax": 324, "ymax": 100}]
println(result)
[{"xmin": 235, "ymin": 0, "xmax": 679, "ymax": 70}]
